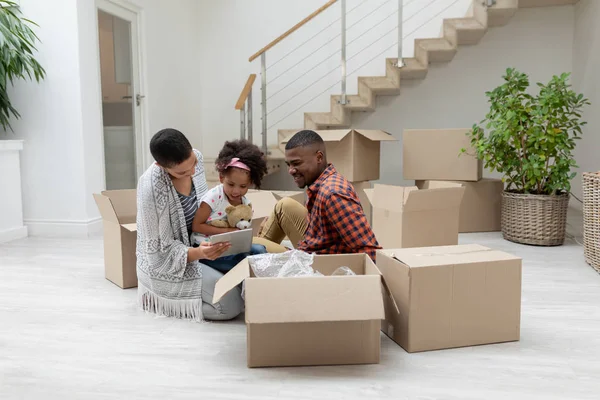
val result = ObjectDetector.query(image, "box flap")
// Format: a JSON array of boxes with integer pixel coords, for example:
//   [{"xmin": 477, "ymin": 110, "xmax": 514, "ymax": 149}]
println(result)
[
  {"xmin": 363, "ymin": 188, "xmax": 374, "ymax": 205},
  {"xmin": 122, "ymin": 223, "xmax": 137, "ymax": 232},
  {"xmin": 370, "ymin": 184, "xmax": 418, "ymax": 211},
  {"xmin": 93, "ymin": 193, "xmax": 119, "ymax": 224},
  {"xmin": 280, "ymin": 130, "xmax": 352, "ymax": 144},
  {"xmin": 100, "ymin": 190, "xmax": 137, "ymax": 224},
  {"xmin": 245, "ymin": 191, "xmax": 279, "ymax": 220},
  {"xmin": 212, "ymin": 259, "xmax": 251, "ymax": 303},
  {"xmin": 382, "ymin": 244, "xmax": 521, "ymax": 269},
  {"xmin": 245, "ymin": 275, "xmax": 384, "ymax": 324},
  {"xmin": 355, "ymin": 129, "xmax": 397, "ymax": 142},
  {"xmin": 364, "ymin": 255, "xmax": 400, "ymax": 315},
  {"xmin": 317, "ymin": 129, "xmax": 353, "ymax": 142},
  {"xmin": 403, "ymin": 185, "xmax": 465, "ymax": 212}
]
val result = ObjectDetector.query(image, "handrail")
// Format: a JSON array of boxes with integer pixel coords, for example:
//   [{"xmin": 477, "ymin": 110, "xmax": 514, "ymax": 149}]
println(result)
[
  {"xmin": 235, "ymin": 74, "xmax": 256, "ymax": 110},
  {"xmin": 248, "ymin": 0, "xmax": 338, "ymax": 62}
]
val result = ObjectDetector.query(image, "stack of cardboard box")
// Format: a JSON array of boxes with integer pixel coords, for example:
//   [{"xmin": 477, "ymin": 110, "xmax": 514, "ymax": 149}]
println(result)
[{"xmin": 404, "ymin": 128, "xmax": 505, "ymax": 234}]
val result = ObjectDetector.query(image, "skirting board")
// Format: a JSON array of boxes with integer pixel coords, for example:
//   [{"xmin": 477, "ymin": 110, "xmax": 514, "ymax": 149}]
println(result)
[
  {"xmin": 25, "ymin": 218, "xmax": 103, "ymax": 238},
  {"xmin": 0, "ymin": 226, "xmax": 28, "ymax": 244}
]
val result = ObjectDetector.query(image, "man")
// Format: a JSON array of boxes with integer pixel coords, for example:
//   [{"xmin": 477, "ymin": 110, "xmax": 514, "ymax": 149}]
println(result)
[{"xmin": 259, "ymin": 130, "xmax": 381, "ymax": 260}]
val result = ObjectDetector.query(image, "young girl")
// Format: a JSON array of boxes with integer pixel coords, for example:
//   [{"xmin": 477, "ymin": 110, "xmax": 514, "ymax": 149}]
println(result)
[{"xmin": 191, "ymin": 139, "xmax": 269, "ymax": 272}]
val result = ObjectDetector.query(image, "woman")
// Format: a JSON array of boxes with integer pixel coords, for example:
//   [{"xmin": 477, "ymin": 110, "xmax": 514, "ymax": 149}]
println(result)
[{"xmin": 136, "ymin": 128, "xmax": 246, "ymax": 321}]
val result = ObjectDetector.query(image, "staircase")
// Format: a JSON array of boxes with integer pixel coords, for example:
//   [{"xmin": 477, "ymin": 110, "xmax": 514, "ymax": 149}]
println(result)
[
  {"xmin": 275, "ymin": 0, "xmax": 578, "ymax": 149},
  {"xmin": 212, "ymin": 0, "xmax": 578, "ymax": 188}
]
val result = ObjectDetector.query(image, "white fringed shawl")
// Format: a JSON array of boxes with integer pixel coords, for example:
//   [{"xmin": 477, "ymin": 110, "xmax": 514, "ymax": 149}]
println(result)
[{"xmin": 136, "ymin": 149, "xmax": 209, "ymax": 321}]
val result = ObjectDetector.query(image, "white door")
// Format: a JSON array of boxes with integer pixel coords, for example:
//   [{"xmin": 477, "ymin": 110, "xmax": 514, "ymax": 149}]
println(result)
[{"xmin": 96, "ymin": 0, "xmax": 146, "ymax": 190}]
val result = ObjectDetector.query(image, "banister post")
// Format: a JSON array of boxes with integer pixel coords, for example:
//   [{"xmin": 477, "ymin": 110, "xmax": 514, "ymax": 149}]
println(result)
[
  {"xmin": 247, "ymin": 87, "xmax": 253, "ymax": 144},
  {"xmin": 340, "ymin": 0, "xmax": 347, "ymax": 105},
  {"xmin": 397, "ymin": 0, "xmax": 404, "ymax": 68},
  {"xmin": 240, "ymin": 108, "xmax": 246, "ymax": 140},
  {"xmin": 261, "ymin": 53, "xmax": 268, "ymax": 155}
]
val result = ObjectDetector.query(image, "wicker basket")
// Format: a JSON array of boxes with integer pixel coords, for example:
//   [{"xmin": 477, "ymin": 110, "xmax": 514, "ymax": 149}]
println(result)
[
  {"xmin": 501, "ymin": 191, "xmax": 569, "ymax": 246},
  {"xmin": 583, "ymin": 172, "xmax": 600, "ymax": 272}
]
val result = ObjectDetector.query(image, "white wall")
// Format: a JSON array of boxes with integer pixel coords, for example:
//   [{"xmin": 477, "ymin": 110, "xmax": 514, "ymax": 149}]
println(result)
[
  {"xmin": 1, "ymin": 0, "xmax": 200, "ymax": 237},
  {"xmin": 1, "ymin": 0, "xmax": 96, "ymax": 236},
  {"xmin": 572, "ymin": 0, "xmax": 600, "ymax": 207},
  {"xmin": 196, "ymin": 0, "xmax": 472, "ymax": 157}
]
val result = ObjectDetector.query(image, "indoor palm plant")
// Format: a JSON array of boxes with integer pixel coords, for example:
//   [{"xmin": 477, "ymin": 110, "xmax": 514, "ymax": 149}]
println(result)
[
  {"xmin": 464, "ymin": 68, "xmax": 590, "ymax": 246},
  {"xmin": 0, "ymin": 0, "xmax": 45, "ymax": 131}
]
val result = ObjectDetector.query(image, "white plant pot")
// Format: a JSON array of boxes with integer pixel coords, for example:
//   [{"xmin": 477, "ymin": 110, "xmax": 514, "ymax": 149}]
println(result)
[{"xmin": 0, "ymin": 140, "xmax": 27, "ymax": 243}]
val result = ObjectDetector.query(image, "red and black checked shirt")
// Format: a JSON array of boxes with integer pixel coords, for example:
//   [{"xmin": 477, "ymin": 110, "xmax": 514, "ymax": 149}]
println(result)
[{"xmin": 297, "ymin": 164, "xmax": 381, "ymax": 261}]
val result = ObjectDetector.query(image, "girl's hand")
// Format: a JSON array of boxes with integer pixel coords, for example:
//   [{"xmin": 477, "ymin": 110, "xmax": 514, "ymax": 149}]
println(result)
[{"xmin": 198, "ymin": 241, "xmax": 231, "ymax": 260}]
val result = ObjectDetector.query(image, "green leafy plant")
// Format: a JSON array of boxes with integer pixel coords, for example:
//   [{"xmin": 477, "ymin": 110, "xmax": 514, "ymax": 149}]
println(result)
[
  {"xmin": 463, "ymin": 68, "xmax": 590, "ymax": 195},
  {"xmin": 0, "ymin": 1, "xmax": 45, "ymax": 131}
]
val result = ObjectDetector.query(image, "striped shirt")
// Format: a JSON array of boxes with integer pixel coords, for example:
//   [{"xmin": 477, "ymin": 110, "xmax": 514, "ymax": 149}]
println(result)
[{"xmin": 177, "ymin": 182, "xmax": 197, "ymax": 233}]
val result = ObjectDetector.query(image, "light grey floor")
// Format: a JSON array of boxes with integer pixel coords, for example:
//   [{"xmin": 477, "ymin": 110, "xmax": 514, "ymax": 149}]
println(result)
[{"xmin": 1, "ymin": 211, "xmax": 599, "ymax": 400}]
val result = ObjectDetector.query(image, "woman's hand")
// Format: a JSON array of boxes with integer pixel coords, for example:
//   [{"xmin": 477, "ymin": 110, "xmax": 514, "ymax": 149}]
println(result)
[
  {"xmin": 198, "ymin": 241, "xmax": 231, "ymax": 260},
  {"xmin": 188, "ymin": 241, "xmax": 231, "ymax": 262}
]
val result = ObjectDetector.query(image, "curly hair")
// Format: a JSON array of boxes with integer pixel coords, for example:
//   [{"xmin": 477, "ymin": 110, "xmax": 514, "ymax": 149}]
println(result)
[{"xmin": 215, "ymin": 139, "xmax": 268, "ymax": 188}]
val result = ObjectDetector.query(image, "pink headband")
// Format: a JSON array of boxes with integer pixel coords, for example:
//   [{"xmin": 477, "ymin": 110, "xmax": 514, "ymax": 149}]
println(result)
[{"xmin": 224, "ymin": 157, "xmax": 250, "ymax": 171}]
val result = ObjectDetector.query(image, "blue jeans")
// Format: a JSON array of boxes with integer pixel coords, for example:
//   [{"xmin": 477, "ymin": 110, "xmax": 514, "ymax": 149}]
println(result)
[{"xmin": 202, "ymin": 244, "xmax": 267, "ymax": 274}]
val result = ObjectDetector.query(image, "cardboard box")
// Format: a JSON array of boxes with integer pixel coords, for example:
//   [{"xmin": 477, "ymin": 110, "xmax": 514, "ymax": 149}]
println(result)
[
  {"xmin": 364, "ymin": 183, "xmax": 465, "ymax": 249},
  {"xmin": 213, "ymin": 253, "xmax": 392, "ymax": 368},
  {"xmin": 350, "ymin": 181, "xmax": 373, "ymax": 224},
  {"xmin": 403, "ymin": 128, "xmax": 483, "ymax": 181},
  {"xmin": 417, "ymin": 178, "xmax": 504, "ymax": 233},
  {"xmin": 377, "ymin": 244, "xmax": 522, "ymax": 353},
  {"xmin": 93, "ymin": 190, "xmax": 138, "ymax": 289},
  {"xmin": 245, "ymin": 190, "xmax": 305, "ymax": 236},
  {"xmin": 283, "ymin": 129, "xmax": 397, "ymax": 182}
]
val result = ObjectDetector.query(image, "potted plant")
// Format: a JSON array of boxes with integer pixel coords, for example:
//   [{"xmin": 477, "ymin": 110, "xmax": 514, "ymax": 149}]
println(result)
[{"xmin": 463, "ymin": 68, "xmax": 590, "ymax": 246}]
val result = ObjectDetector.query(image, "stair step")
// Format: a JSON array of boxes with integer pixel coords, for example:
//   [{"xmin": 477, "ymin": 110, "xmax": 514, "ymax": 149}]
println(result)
[
  {"xmin": 398, "ymin": 57, "xmax": 428, "ymax": 80},
  {"xmin": 472, "ymin": 0, "xmax": 518, "ymax": 27},
  {"xmin": 444, "ymin": 17, "xmax": 486, "ymax": 46},
  {"xmin": 331, "ymin": 95, "xmax": 375, "ymax": 112},
  {"xmin": 415, "ymin": 38, "xmax": 457, "ymax": 65},
  {"xmin": 304, "ymin": 112, "xmax": 349, "ymax": 130},
  {"xmin": 358, "ymin": 76, "xmax": 400, "ymax": 95},
  {"xmin": 519, "ymin": 0, "xmax": 578, "ymax": 7}
]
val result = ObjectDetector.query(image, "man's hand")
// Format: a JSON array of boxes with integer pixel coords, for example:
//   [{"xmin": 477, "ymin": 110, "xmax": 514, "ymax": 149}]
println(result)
[{"xmin": 197, "ymin": 241, "xmax": 231, "ymax": 260}]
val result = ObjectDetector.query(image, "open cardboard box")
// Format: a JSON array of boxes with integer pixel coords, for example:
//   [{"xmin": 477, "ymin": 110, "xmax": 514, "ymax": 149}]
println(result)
[
  {"xmin": 376, "ymin": 244, "xmax": 522, "ymax": 353},
  {"xmin": 364, "ymin": 183, "xmax": 465, "ymax": 249},
  {"xmin": 282, "ymin": 129, "xmax": 397, "ymax": 182},
  {"xmin": 245, "ymin": 190, "xmax": 305, "ymax": 237},
  {"xmin": 213, "ymin": 253, "xmax": 397, "ymax": 368},
  {"xmin": 403, "ymin": 128, "xmax": 483, "ymax": 181},
  {"xmin": 417, "ymin": 179, "xmax": 504, "ymax": 233},
  {"xmin": 93, "ymin": 190, "xmax": 137, "ymax": 289}
]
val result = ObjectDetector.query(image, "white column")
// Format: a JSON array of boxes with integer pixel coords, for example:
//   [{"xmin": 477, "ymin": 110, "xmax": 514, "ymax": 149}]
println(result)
[{"xmin": 0, "ymin": 140, "xmax": 28, "ymax": 243}]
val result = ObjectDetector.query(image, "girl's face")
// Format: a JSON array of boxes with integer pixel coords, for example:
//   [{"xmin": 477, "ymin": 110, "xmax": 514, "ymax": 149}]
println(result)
[{"xmin": 220, "ymin": 167, "xmax": 251, "ymax": 203}]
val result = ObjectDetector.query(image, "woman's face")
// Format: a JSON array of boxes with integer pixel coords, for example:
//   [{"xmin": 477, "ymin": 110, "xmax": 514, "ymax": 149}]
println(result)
[
  {"xmin": 162, "ymin": 152, "xmax": 197, "ymax": 179},
  {"xmin": 220, "ymin": 167, "xmax": 251, "ymax": 203}
]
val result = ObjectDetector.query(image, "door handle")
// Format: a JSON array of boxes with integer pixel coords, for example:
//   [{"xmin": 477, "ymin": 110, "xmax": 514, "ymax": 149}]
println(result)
[
  {"xmin": 122, "ymin": 94, "xmax": 145, "ymax": 106},
  {"xmin": 135, "ymin": 94, "xmax": 145, "ymax": 106}
]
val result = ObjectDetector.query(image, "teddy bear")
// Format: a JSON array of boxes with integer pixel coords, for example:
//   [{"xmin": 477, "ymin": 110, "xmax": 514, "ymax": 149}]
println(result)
[{"xmin": 207, "ymin": 203, "xmax": 254, "ymax": 230}]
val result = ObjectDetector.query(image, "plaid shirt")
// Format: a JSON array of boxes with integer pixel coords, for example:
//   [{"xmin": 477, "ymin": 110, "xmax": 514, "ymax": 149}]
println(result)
[{"xmin": 298, "ymin": 164, "xmax": 381, "ymax": 260}]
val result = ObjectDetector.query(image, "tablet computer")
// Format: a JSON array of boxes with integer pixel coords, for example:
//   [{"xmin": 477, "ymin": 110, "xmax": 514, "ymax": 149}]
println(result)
[{"xmin": 209, "ymin": 228, "xmax": 253, "ymax": 258}]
